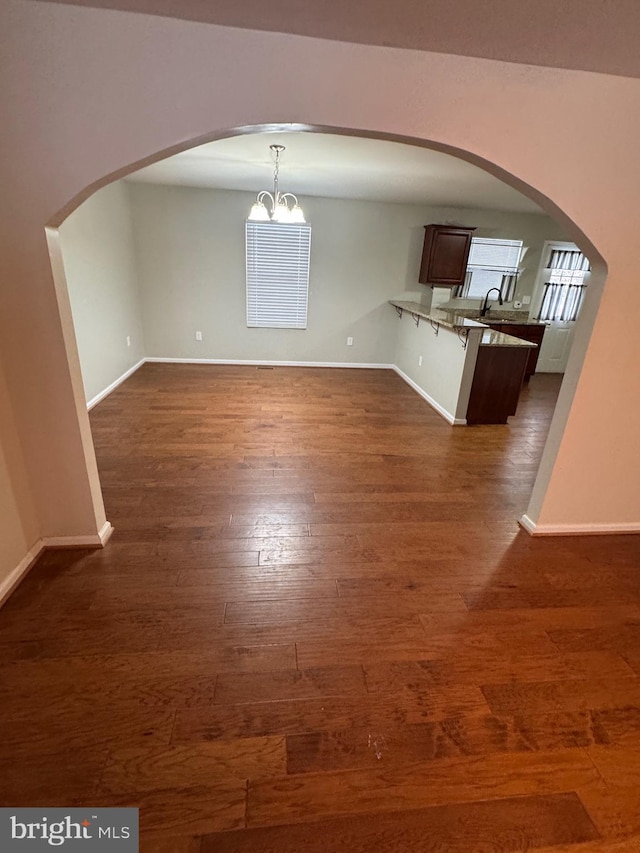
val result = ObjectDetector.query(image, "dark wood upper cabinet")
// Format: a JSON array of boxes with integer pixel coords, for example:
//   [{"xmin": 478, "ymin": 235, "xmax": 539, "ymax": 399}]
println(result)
[{"xmin": 419, "ymin": 224, "xmax": 476, "ymax": 287}]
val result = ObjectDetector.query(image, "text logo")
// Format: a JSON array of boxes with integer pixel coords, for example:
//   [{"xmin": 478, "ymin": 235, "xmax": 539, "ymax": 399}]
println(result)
[{"xmin": 1, "ymin": 809, "xmax": 138, "ymax": 851}]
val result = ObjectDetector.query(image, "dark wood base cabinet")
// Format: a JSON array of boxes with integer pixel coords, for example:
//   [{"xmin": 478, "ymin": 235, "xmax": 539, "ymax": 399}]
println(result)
[
  {"xmin": 482, "ymin": 322, "xmax": 546, "ymax": 379},
  {"xmin": 466, "ymin": 346, "xmax": 530, "ymax": 424}
]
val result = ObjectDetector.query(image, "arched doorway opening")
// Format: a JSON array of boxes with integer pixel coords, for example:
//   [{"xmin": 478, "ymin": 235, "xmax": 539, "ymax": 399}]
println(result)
[{"xmin": 45, "ymin": 123, "xmax": 607, "ymax": 543}]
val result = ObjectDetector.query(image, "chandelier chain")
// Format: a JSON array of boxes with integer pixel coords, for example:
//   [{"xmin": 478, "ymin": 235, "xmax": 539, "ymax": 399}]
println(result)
[
  {"xmin": 273, "ymin": 145, "xmax": 281, "ymax": 201},
  {"xmin": 248, "ymin": 144, "xmax": 306, "ymax": 223}
]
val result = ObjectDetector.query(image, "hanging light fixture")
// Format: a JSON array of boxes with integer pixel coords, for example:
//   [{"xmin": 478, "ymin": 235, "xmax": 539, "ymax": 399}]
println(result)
[{"xmin": 248, "ymin": 144, "xmax": 306, "ymax": 223}]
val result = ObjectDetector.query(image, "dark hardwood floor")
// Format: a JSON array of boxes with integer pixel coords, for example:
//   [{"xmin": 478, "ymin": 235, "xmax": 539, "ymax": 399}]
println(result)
[{"xmin": 1, "ymin": 364, "xmax": 640, "ymax": 852}]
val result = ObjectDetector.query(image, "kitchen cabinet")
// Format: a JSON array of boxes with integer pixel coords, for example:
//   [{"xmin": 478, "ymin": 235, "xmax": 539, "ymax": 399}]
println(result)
[
  {"xmin": 419, "ymin": 224, "xmax": 475, "ymax": 287},
  {"xmin": 389, "ymin": 301, "xmax": 536, "ymax": 425},
  {"xmin": 482, "ymin": 322, "xmax": 546, "ymax": 379},
  {"xmin": 466, "ymin": 343, "xmax": 530, "ymax": 424}
]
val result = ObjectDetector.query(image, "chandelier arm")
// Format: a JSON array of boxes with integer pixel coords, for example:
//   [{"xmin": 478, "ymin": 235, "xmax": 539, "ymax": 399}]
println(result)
[{"xmin": 257, "ymin": 190, "xmax": 275, "ymax": 212}]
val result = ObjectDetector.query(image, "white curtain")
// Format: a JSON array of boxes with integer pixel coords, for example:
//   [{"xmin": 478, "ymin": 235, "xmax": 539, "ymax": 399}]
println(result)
[{"xmin": 537, "ymin": 248, "xmax": 590, "ymax": 321}]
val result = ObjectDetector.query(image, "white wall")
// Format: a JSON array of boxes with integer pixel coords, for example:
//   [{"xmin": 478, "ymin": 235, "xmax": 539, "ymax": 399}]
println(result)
[
  {"xmin": 59, "ymin": 182, "xmax": 145, "ymax": 404},
  {"xmin": 2, "ymin": 0, "xmax": 640, "ymax": 589},
  {"xmin": 128, "ymin": 182, "xmax": 562, "ymax": 365}
]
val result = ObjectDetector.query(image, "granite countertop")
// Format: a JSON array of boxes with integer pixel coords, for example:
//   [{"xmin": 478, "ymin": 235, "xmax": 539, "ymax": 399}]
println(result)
[
  {"xmin": 389, "ymin": 300, "xmax": 537, "ymax": 348},
  {"xmin": 440, "ymin": 308, "xmax": 546, "ymax": 326},
  {"xmin": 388, "ymin": 301, "xmax": 487, "ymax": 330},
  {"xmin": 480, "ymin": 329, "xmax": 537, "ymax": 348}
]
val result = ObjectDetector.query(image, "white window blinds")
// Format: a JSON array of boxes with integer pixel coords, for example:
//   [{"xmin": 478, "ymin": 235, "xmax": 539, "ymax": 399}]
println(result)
[
  {"xmin": 468, "ymin": 238, "xmax": 523, "ymax": 272},
  {"xmin": 456, "ymin": 237, "xmax": 523, "ymax": 300},
  {"xmin": 246, "ymin": 221, "xmax": 311, "ymax": 329}
]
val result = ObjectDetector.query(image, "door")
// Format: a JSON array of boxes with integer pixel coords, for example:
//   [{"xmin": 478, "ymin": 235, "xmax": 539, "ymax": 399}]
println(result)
[
  {"xmin": 530, "ymin": 242, "xmax": 590, "ymax": 373},
  {"xmin": 537, "ymin": 323, "xmax": 574, "ymax": 373}
]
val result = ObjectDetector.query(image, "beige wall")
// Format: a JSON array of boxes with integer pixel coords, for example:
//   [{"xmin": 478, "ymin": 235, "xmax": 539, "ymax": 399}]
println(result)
[
  {"xmin": 131, "ymin": 185, "xmax": 402, "ymax": 365},
  {"xmin": 60, "ymin": 181, "xmax": 145, "ymax": 404},
  {"xmin": 393, "ymin": 315, "xmax": 481, "ymax": 423},
  {"xmin": 129, "ymin": 183, "xmax": 562, "ymax": 365},
  {"xmin": 1, "ymin": 0, "xmax": 640, "ymax": 587}
]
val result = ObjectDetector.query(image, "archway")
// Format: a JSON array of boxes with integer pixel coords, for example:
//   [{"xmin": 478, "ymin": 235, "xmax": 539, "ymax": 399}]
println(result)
[{"xmin": 46, "ymin": 123, "xmax": 607, "ymax": 542}]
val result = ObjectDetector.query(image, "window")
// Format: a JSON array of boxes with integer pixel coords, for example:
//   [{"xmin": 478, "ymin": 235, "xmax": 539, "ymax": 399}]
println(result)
[
  {"xmin": 537, "ymin": 247, "xmax": 590, "ymax": 322},
  {"xmin": 246, "ymin": 221, "xmax": 311, "ymax": 329},
  {"xmin": 455, "ymin": 237, "xmax": 523, "ymax": 301}
]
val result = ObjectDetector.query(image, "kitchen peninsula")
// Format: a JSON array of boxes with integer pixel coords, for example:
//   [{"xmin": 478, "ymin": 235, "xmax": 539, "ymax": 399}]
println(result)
[{"xmin": 389, "ymin": 300, "xmax": 536, "ymax": 425}]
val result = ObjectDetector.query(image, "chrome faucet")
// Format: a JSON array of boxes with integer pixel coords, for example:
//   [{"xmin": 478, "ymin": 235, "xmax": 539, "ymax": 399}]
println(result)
[{"xmin": 479, "ymin": 288, "xmax": 503, "ymax": 317}]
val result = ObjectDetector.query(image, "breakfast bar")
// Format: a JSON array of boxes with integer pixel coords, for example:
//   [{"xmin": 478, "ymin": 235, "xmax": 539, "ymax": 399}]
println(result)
[{"xmin": 389, "ymin": 300, "xmax": 536, "ymax": 424}]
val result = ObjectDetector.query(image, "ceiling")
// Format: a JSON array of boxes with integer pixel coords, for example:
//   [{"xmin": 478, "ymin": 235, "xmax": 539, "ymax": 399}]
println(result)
[
  {"xmin": 126, "ymin": 131, "xmax": 544, "ymax": 214},
  {"xmin": 40, "ymin": 0, "xmax": 640, "ymax": 80}
]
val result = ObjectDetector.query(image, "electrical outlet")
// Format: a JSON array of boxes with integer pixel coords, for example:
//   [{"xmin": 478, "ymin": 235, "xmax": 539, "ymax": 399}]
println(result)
[
  {"xmin": 418, "ymin": 355, "xmax": 423, "ymax": 367},
  {"xmin": 522, "ymin": 295, "xmax": 531, "ymax": 305},
  {"xmin": 195, "ymin": 331, "xmax": 203, "ymax": 341},
  {"xmin": 126, "ymin": 335, "xmax": 131, "ymax": 347},
  {"xmin": 347, "ymin": 337, "xmax": 353, "ymax": 346}
]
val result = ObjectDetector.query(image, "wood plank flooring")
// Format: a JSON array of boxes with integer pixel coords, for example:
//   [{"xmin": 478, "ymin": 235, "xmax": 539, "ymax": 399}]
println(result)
[{"xmin": 2, "ymin": 364, "xmax": 640, "ymax": 851}]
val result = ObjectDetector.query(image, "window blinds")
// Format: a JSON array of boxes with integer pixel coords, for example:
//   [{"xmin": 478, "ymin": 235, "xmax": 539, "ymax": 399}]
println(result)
[
  {"xmin": 468, "ymin": 238, "xmax": 522, "ymax": 273},
  {"xmin": 246, "ymin": 221, "xmax": 311, "ymax": 329},
  {"xmin": 456, "ymin": 237, "xmax": 523, "ymax": 300}
]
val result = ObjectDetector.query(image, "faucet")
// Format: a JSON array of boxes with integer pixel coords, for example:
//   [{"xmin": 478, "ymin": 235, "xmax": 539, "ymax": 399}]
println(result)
[{"xmin": 479, "ymin": 287, "xmax": 503, "ymax": 317}]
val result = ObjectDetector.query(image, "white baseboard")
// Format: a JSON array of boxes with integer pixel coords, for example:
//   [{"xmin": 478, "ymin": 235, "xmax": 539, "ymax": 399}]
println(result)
[
  {"xmin": 145, "ymin": 357, "xmax": 394, "ymax": 370},
  {"xmin": 1, "ymin": 522, "xmax": 114, "ymax": 609},
  {"xmin": 392, "ymin": 366, "xmax": 465, "ymax": 425},
  {"xmin": 518, "ymin": 514, "xmax": 538, "ymax": 536},
  {"xmin": 87, "ymin": 359, "xmax": 146, "ymax": 410},
  {"xmin": 98, "ymin": 521, "xmax": 115, "ymax": 546},
  {"xmin": 0, "ymin": 540, "xmax": 45, "ymax": 608},
  {"xmin": 41, "ymin": 520, "xmax": 114, "ymax": 549},
  {"xmin": 520, "ymin": 513, "xmax": 640, "ymax": 536}
]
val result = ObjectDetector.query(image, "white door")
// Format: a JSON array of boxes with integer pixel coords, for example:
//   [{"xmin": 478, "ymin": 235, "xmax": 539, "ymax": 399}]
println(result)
[
  {"xmin": 536, "ymin": 321, "xmax": 575, "ymax": 373},
  {"xmin": 530, "ymin": 242, "xmax": 590, "ymax": 374}
]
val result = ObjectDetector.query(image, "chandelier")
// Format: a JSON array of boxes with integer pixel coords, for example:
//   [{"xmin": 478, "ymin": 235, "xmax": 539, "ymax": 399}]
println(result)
[{"xmin": 248, "ymin": 144, "xmax": 306, "ymax": 223}]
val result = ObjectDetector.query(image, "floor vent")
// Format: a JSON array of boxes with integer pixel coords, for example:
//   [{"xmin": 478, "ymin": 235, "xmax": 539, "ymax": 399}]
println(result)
[{"xmin": 257, "ymin": 366, "xmax": 275, "ymax": 370}]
